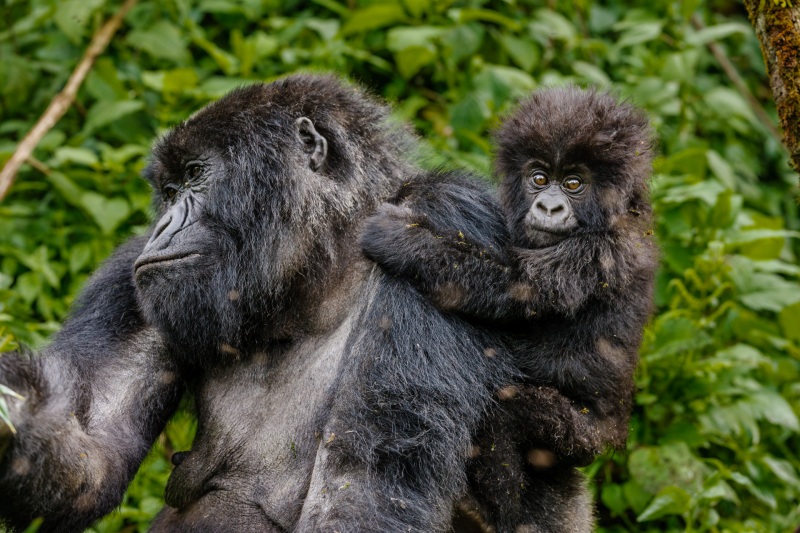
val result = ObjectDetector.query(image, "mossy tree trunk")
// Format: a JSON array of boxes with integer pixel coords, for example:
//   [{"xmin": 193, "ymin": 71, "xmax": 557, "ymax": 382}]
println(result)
[{"xmin": 743, "ymin": 1, "xmax": 800, "ymax": 174}]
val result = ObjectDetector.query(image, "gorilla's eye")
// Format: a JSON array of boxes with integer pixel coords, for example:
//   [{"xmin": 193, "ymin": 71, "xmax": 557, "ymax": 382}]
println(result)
[
  {"xmin": 563, "ymin": 177, "xmax": 583, "ymax": 192},
  {"xmin": 531, "ymin": 173, "xmax": 548, "ymax": 187},
  {"xmin": 187, "ymin": 164, "xmax": 204, "ymax": 180},
  {"xmin": 163, "ymin": 183, "xmax": 180, "ymax": 202}
]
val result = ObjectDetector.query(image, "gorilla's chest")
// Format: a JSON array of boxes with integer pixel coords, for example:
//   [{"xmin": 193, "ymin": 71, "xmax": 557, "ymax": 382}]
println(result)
[{"xmin": 164, "ymin": 316, "xmax": 355, "ymax": 530}]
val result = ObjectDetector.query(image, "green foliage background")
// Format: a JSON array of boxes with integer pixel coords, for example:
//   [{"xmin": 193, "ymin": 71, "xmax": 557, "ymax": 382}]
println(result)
[{"xmin": 1, "ymin": 0, "xmax": 799, "ymax": 531}]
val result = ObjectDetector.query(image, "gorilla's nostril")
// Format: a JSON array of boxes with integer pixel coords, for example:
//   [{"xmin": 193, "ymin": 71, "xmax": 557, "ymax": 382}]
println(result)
[{"xmin": 550, "ymin": 204, "xmax": 565, "ymax": 214}]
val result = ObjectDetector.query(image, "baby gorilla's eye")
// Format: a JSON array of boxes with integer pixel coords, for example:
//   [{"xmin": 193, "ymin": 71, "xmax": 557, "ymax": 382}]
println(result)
[
  {"xmin": 531, "ymin": 173, "xmax": 548, "ymax": 187},
  {"xmin": 563, "ymin": 177, "xmax": 583, "ymax": 191}
]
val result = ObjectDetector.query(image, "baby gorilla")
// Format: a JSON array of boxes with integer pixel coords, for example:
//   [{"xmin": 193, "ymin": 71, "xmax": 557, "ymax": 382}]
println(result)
[{"xmin": 362, "ymin": 87, "xmax": 658, "ymax": 531}]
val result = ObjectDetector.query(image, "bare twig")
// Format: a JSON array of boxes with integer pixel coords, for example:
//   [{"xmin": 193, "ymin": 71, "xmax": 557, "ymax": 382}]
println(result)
[
  {"xmin": 691, "ymin": 15, "xmax": 784, "ymax": 146},
  {"xmin": 0, "ymin": 0, "xmax": 139, "ymax": 201}
]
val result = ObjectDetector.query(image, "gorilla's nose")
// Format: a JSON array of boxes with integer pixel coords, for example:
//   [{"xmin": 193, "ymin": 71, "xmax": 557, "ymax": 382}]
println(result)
[{"xmin": 533, "ymin": 195, "xmax": 568, "ymax": 222}]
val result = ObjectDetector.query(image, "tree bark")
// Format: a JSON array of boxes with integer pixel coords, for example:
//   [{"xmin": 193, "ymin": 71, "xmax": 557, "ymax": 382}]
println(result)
[{"xmin": 743, "ymin": 1, "xmax": 800, "ymax": 174}]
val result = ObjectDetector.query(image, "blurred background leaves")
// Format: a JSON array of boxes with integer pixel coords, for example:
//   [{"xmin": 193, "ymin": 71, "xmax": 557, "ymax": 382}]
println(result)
[{"xmin": 0, "ymin": 0, "xmax": 798, "ymax": 531}]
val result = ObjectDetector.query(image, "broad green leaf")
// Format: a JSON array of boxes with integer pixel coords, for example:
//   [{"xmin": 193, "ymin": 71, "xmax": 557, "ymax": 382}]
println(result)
[
  {"xmin": 401, "ymin": 0, "xmax": 430, "ymax": 19},
  {"xmin": 615, "ymin": 22, "xmax": 663, "ymax": 48},
  {"xmin": 779, "ymin": 301, "xmax": 800, "ymax": 341},
  {"xmin": 687, "ymin": 22, "xmax": 750, "ymax": 46},
  {"xmin": 45, "ymin": 171, "xmax": 84, "ymax": 208},
  {"xmin": 529, "ymin": 9, "xmax": 576, "ymax": 42},
  {"xmin": 54, "ymin": 0, "xmax": 105, "ymax": 43},
  {"xmin": 637, "ymin": 486, "xmax": 691, "ymax": 522},
  {"xmin": 601, "ymin": 484, "xmax": 628, "ymax": 516},
  {"xmin": 342, "ymin": 5, "xmax": 407, "ymax": 35},
  {"xmin": 497, "ymin": 34, "xmax": 538, "ymax": 72},
  {"xmin": 82, "ymin": 100, "xmax": 145, "ymax": 135},
  {"xmin": 80, "ymin": 193, "xmax": 132, "ymax": 235},
  {"xmin": 386, "ymin": 26, "xmax": 444, "ymax": 52},
  {"xmin": 69, "ymin": 243, "xmax": 93, "ymax": 275},
  {"xmin": 441, "ymin": 24, "xmax": 485, "ymax": 64},
  {"xmin": 452, "ymin": 8, "xmax": 521, "ymax": 31},
  {"xmin": 395, "ymin": 45, "xmax": 437, "ymax": 79},
  {"xmin": 704, "ymin": 87, "xmax": 758, "ymax": 127},
  {"xmin": 127, "ymin": 20, "xmax": 191, "ymax": 63},
  {"xmin": 53, "ymin": 147, "xmax": 99, "ymax": 168},
  {"xmin": 572, "ymin": 61, "xmax": 611, "ymax": 86}
]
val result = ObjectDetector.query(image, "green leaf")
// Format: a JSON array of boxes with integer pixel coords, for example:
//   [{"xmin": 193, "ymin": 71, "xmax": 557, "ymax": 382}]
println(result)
[
  {"xmin": 394, "ymin": 45, "xmax": 437, "ymax": 79},
  {"xmin": 637, "ymin": 486, "xmax": 691, "ymax": 522},
  {"xmin": 452, "ymin": 8, "xmax": 521, "ymax": 31},
  {"xmin": 54, "ymin": 0, "xmax": 105, "ymax": 44},
  {"xmin": 80, "ymin": 193, "xmax": 132, "ymax": 235},
  {"xmin": 69, "ymin": 243, "xmax": 93, "ymax": 275},
  {"xmin": 127, "ymin": 20, "xmax": 191, "ymax": 63},
  {"xmin": 687, "ymin": 22, "xmax": 750, "ymax": 46},
  {"xmin": 342, "ymin": 5, "xmax": 407, "ymax": 35},
  {"xmin": 401, "ymin": 0, "xmax": 430, "ymax": 19},
  {"xmin": 615, "ymin": 21, "xmax": 663, "ymax": 48},
  {"xmin": 497, "ymin": 34, "xmax": 538, "ymax": 72},
  {"xmin": 601, "ymin": 483, "xmax": 628, "ymax": 516},
  {"xmin": 572, "ymin": 61, "xmax": 611, "ymax": 86},
  {"xmin": 529, "ymin": 9, "xmax": 576, "ymax": 42},
  {"xmin": 441, "ymin": 24, "xmax": 485, "ymax": 64},
  {"xmin": 53, "ymin": 147, "xmax": 100, "ymax": 168},
  {"xmin": 386, "ymin": 26, "xmax": 444, "ymax": 53},
  {"xmin": 0, "ymin": 396, "xmax": 16, "ymax": 434},
  {"xmin": 45, "ymin": 171, "xmax": 85, "ymax": 208},
  {"xmin": 82, "ymin": 100, "xmax": 145, "ymax": 135},
  {"xmin": 779, "ymin": 301, "xmax": 800, "ymax": 341}
]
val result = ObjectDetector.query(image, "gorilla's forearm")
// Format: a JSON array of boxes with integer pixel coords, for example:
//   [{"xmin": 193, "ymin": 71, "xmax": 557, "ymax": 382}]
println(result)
[
  {"xmin": 361, "ymin": 171, "xmax": 520, "ymax": 321},
  {"xmin": 0, "ymin": 238, "xmax": 183, "ymax": 532},
  {"xmin": 363, "ymin": 216, "xmax": 516, "ymax": 320}
]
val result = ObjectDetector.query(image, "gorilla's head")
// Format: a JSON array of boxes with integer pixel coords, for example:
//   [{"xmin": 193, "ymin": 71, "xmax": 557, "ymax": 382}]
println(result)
[
  {"xmin": 494, "ymin": 87, "xmax": 654, "ymax": 248},
  {"xmin": 134, "ymin": 74, "xmax": 415, "ymax": 364}
]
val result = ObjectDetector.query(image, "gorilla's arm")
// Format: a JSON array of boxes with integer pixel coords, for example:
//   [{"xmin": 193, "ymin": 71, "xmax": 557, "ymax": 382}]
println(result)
[
  {"xmin": 0, "ymin": 237, "xmax": 183, "ymax": 532},
  {"xmin": 360, "ymin": 171, "xmax": 520, "ymax": 321}
]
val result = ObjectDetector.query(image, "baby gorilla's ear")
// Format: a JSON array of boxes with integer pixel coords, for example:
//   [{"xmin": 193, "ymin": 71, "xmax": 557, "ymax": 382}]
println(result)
[{"xmin": 295, "ymin": 117, "xmax": 328, "ymax": 171}]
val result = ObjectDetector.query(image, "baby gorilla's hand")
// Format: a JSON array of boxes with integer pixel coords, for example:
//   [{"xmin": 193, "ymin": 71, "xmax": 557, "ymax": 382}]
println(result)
[{"xmin": 360, "ymin": 203, "xmax": 422, "ymax": 273}]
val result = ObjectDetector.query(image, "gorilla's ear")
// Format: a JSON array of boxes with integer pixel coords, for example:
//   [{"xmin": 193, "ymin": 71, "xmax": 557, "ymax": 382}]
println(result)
[{"xmin": 295, "ymin": 117, "xmax": 328, "ymax": 171}]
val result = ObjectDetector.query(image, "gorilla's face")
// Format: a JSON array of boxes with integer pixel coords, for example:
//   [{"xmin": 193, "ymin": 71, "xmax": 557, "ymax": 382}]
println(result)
[{"xmin": 133, "ymin": 94, "xmax": 331, "ymax": 363}]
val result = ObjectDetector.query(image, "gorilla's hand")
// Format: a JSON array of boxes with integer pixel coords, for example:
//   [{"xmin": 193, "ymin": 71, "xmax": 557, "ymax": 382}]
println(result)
[
  {"xmin": 499, "ymin": 385, "xmax": 606, "ymax": 468},
  {"xmin": 360, "ymin": 202, "xmax": 422, "ymax": 274},
  {"xmin": 0, "ymin": 354, "xmax": 36, "ymax": 463}
]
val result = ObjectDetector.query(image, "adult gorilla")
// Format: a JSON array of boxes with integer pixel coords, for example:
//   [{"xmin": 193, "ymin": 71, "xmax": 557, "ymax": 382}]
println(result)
[{"xmin": 0, "ymin": 75, "xmax": 591, "ymax": 532}]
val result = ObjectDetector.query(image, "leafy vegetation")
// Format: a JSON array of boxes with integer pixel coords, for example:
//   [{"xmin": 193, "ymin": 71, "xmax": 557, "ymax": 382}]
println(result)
[{"xmin": 1, "ymin": 0, "xmax": 798, "ymax": 531}]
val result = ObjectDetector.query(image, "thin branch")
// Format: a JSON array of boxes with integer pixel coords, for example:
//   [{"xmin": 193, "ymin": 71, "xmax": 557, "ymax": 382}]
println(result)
[
  {"xmin": 0, "ymin": 0, "xmax": 139, "ymax": 201},
  {"xmin": 691, "ymin": 15, "xmax": 784, "ymax": 146}
]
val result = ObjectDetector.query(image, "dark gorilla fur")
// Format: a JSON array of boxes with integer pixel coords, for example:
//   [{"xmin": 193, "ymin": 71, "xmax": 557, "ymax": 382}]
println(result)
[
  {"xmin": 362, "ymin": 87, "xmax": 659, "ymax": 531},
  {"xmin": 0, "ymin": 75, "xmax": 592, "ymax": 533}
]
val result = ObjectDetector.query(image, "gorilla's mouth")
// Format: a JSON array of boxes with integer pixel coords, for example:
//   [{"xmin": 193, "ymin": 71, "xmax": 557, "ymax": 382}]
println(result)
[{"xmin": 134, "ymin": 252, "xmax": 203, "ymax": 273}]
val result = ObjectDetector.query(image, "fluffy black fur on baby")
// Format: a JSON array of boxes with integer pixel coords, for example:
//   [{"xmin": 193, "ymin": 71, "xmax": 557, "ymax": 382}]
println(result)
[{"xmin": 362, "ymin": 87, "xmax": 658, "ymax": 531}]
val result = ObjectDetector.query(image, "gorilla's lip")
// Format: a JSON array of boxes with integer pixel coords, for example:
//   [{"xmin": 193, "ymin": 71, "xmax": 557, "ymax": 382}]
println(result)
[
  {"xmin": 134, "ymin": 252, "xmax": 203, "ymax": 273},
  {"xmin": 525, "ymin": 222, "xmax": 576, "ymax": 235}
]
